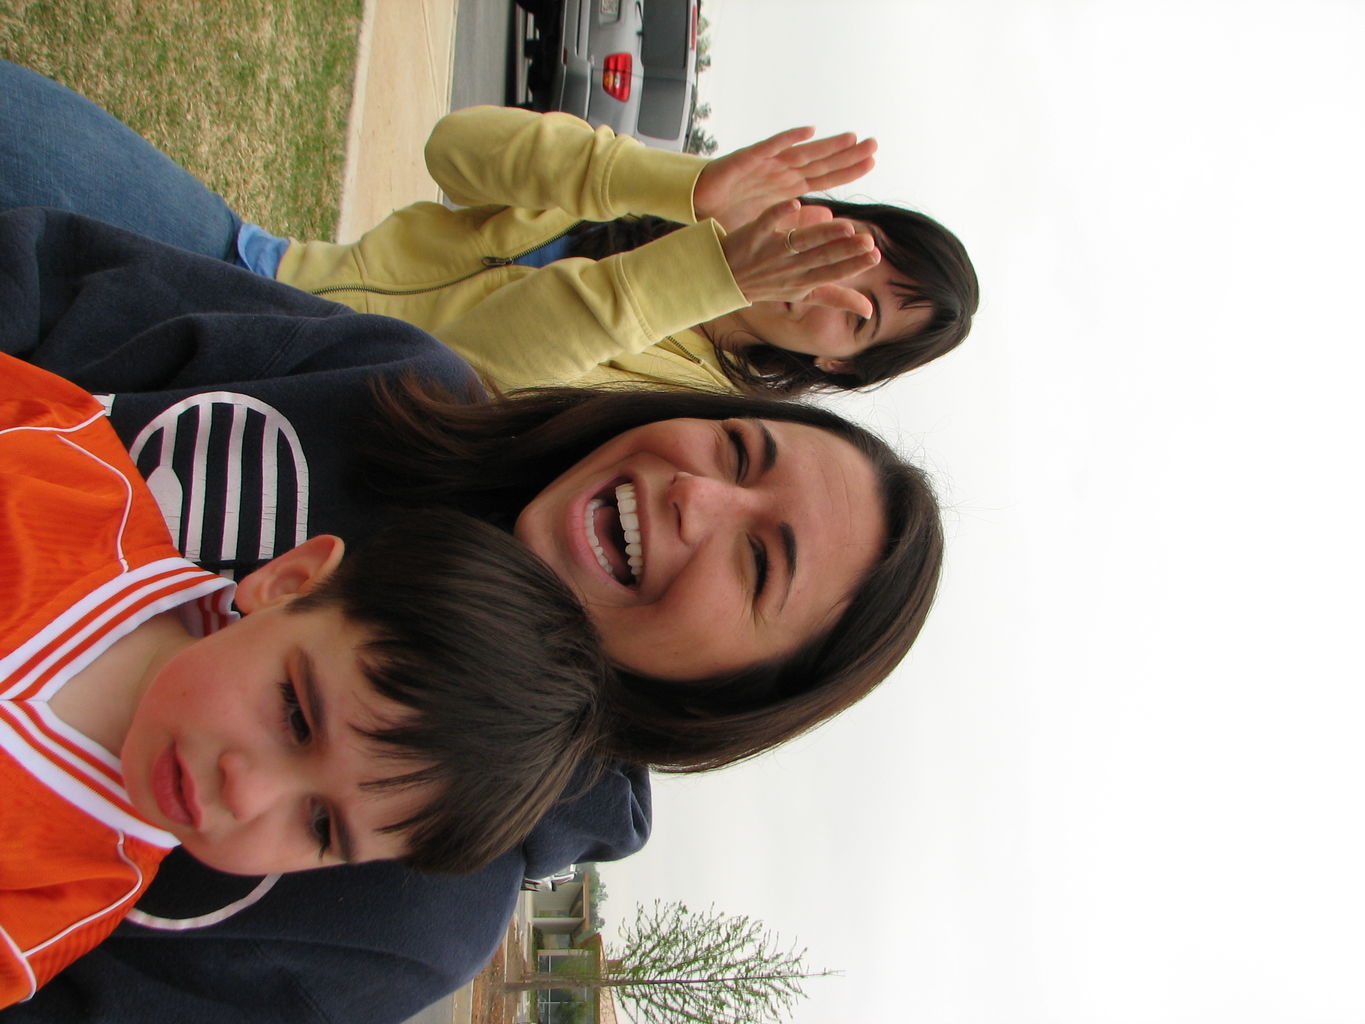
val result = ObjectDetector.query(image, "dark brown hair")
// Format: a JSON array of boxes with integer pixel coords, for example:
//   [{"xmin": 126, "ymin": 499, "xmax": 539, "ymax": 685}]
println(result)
[
  {"xmin": 365, "ymin": 378, "xmax": 943, "ymax": 772},
  {"xmin": 292, "ymin": 508, "xmax": 608, "ymax": 873},
  {"xmin": 567, "ymin": 197, "xmax": 978, "ymax": 397}
]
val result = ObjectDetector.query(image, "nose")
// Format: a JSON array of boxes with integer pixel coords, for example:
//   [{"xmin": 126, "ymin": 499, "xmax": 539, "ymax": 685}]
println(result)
[
  {"xmin": 218, "ymin": 748, "xmax": 297, "ymax": 823},
  {"xmin": 669, "ymin": 472, "xmax": 763, "ymax": 545}
]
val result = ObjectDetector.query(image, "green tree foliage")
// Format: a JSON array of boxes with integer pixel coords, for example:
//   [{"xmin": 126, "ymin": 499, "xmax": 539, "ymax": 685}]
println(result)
[
  {"xmin": 686, "ymin": 121, "xmax": 718, "ymax": 156},
  {"xmin": 694, "ymin": 11, "xmax": 712, "ymax": 73},
  {"xmin": 510, "ymin": 901, "xmax": 837, "ymax": 1024},
  {"xmin": 686, "ymin": 102, "xmax": 717, "ymax": 156},
  {"xmin": 587, "ymin": 866, "xmax": 608, "ymax": 931},
  {"xmin": 686, "ymin": 7, "xmax": 717, "ymax": 155}
]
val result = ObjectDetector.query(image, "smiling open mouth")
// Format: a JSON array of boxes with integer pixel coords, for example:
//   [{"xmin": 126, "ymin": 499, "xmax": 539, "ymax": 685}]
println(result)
[{"xmin": 584, "ymin": 481, "xmax": 643, "ymax": 586}]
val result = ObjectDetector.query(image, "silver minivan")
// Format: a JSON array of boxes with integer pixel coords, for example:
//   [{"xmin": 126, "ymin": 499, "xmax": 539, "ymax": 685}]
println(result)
[{"xmin": 523, "ymin": 0, "xmax": 700, "ymax": 151}]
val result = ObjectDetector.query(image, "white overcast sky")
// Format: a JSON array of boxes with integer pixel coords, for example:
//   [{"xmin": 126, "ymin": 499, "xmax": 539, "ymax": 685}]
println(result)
[{"xmin": 602, "ymin": 2, "xmax": 1365, "ymax": 1022}]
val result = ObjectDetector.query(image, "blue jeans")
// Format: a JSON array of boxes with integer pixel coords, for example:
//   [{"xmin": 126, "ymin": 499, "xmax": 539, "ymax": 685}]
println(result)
[{"xmin": 0, "ymin": 58, "xmax": 242, "ymax": 261}]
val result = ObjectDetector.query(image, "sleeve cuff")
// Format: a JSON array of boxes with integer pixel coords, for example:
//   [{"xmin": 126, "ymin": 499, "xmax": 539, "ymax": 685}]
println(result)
[
  {"xmin": 605, "ymin": 144, "xmax": 710, "ymax": 225},
  {"xmin": 610, "ymin": 221, "xmax": 747, "ymax": 344}
]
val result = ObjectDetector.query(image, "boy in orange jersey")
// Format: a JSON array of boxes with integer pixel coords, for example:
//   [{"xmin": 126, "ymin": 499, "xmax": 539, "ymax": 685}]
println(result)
[{"xmin": 0, "ymin": 354, "xmax": 607, "ymax": 1007}]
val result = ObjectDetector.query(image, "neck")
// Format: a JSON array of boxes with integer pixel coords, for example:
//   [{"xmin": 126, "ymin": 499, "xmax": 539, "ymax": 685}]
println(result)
[
  {"xmin": 695, "ymin": 316, "xmax": 720, "ymax": 346},
  {"xmin": 48, "ymin": 610, "xmax": 196, "ymax": 756}
]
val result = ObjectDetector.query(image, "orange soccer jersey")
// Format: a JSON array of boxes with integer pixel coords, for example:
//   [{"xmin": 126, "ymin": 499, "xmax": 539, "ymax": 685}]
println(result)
[{"xmin": 0, "ymin": 355, "xmax": 235, "ymax": 1007}]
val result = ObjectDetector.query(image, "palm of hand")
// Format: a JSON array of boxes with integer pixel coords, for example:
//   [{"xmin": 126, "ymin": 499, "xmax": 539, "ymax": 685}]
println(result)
[{"xmin": 694, "ymin": 127, "xmax": 877, "ymax": 233}]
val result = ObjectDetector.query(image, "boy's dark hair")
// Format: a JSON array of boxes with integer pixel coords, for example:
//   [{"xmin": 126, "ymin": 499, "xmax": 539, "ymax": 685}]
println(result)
[
  {"xmin": 291, "ymin": 508, "xmax": 608, "ymax": 874},
  {"xmin": 566, "ymin": 197, "xmax": 978, "ymax": 396}
]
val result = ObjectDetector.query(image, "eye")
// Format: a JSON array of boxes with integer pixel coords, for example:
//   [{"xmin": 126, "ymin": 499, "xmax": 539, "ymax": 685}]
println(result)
[
  {"xmin": 308, "ymin": 803, "xmax": 333, "ymax": 857},
  {"xmin": 748, "ymin": 535, "xmax": 769, "ymax": 600},
  {"xmin": 279, "ymin": 680, "xmax": 310, "ymax": 743},
  {"xmin": 853, "ymin": 313, "xmax": 869, "ymax": 332},
  {"xmin": 726, "ymin": 425, "xmax": 750, "ymax": 483}
]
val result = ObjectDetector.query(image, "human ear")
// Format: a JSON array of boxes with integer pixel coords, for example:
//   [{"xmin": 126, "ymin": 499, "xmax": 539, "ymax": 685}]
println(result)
[
  {"xmin": 235, "ymin": 535, "xmax": 346, "ymax": 613},
  {"xmin": 814, "ymin": 357, "xmax": 854, "ymax": 375}
]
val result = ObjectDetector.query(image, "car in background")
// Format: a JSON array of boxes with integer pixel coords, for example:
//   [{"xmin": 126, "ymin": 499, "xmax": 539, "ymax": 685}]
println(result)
[{"xmin": 519, "ymin": 0, "xmax": 700, "ymax": 151}]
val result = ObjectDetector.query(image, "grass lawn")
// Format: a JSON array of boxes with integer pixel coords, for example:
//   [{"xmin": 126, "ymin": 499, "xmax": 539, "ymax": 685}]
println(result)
[{"xmin": 0, "ymin": 0, "xmax": 362, "ymax": 239}]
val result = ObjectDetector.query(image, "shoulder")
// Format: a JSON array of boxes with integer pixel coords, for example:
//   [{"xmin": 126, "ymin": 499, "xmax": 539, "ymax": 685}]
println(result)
[{"xmin": 0, "ymin": 756, "xmax": 165, "ymax": 1008}]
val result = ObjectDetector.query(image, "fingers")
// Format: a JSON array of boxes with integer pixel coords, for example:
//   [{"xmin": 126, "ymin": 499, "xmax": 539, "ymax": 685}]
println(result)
[
  {"xmin": 721, "ymin": 200, "xmax": 879, "ymax": 306},
  {"xmin": 790, "ymin": 241, "xmax": 879, "ymax": 307},
  {"xmin": 791, "ymin": 136, "xmax": 878, "ymax": 191},
  {"xmin": 797, "ymin": 237, "xmax": 879, "ymax": 292},
  {"xmin": 784, "ymin": 217, "xmax": 864, "ymax": 255},
  {"xmin": 785, "ymin": 133, "xmax": 876, "ymax": 168},
  {"xmin": 699, "ymin": 129, "xmax": 877, "ymax": 230},
  {"xmin": 805, "ymin": 283, "xmax": 875, "ymax": 318},
  {"xmin": 781, "ymin": 131, "xmax": 867, "ymax": 166},
  {"xmin": 745, "ymin": 125, "xmax": 816, "ymax": 158},
  {"xmin": 783, "ymin": 232, "xmax": 880, "ymax": 318},
  {"xmin": 741, "ymin": 127, "xmax": 875, "ymax": 176},
  {"xmin": 758, "ymin": 200, "xmax": 878, "ymax": 269},
  {"xmin": 804, "ymin": 151, "xmax": 877, "ymax": 192},
  {"xmin": 752, "ymin": 197, "xmax": 804, "ymax": 233},
  {"xmin": 794, "ymin": 204, "xmax": 834, "ymax": 227}
]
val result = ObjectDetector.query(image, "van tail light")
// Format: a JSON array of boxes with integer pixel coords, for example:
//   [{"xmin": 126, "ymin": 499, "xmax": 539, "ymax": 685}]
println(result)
[
  {"xmin": 602, "ymin": 53, "xmax": 632, "ymax": 101},
  {"xmin": 690, "ymin": 3, "xmax": 698, "ymax": 50}
]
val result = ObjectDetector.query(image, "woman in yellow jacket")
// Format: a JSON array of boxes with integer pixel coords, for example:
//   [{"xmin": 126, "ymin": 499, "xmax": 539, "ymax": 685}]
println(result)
[
  {"xmin": 277, "ymin": 106, "xmax": 977, "ymax": 395},
  {"xmin": 2, "ymin": 62, "xmax": 978, "ymax": 396}
]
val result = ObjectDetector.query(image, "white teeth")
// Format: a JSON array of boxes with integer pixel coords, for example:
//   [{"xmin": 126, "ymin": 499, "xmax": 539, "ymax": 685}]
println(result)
[
  {"xmin": 584, "ymin": 498, "xmax": 614, "ymax": 577},
  {"xmin": 582, "ymin": 483, "xmax": 645, "ymax": 582},
  {"xmin": 615, "ymin": 483, "xmax": 644, "ymax": 580}
]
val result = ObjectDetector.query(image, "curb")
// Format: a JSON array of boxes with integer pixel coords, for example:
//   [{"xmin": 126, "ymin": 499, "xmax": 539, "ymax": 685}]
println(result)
[{"xmin": 336, "ymin": 0, "xmax": 458, "ymax": 241}]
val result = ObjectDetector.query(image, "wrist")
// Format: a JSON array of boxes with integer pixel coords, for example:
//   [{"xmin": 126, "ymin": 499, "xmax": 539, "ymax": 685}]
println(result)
[{"xmin": 692, "ymin": 162, "xmax": 720, "ymax": 222}]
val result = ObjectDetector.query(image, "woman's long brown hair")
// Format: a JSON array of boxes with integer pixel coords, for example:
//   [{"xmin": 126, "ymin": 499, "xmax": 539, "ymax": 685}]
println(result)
[{"xmin": 363, "ymin": 377, "xmax": 944, "ymax": 771}]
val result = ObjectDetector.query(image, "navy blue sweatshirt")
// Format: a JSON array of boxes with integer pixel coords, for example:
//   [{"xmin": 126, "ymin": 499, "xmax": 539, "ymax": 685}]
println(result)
[{"xmin": 0, "ymin": 209, "xmax": 651, "ymax": 1023}]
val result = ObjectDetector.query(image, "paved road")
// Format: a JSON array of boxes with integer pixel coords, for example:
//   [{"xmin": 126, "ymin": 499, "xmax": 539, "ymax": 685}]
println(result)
[{"xmin": 451, "ymin": 0, "xmax": 523, "ymax": 111}]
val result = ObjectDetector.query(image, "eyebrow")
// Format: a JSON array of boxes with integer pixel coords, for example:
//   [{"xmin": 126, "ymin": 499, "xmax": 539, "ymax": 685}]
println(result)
[
  {"xmin": 298, "ymin": 651, "xmax": 357, "ymax": 864},
  {"xmin": 756, "ymin": 420, "xmax": 778, "ymax": 475},
  {"xmin": 750, "ymin": 421, "xmax": 797, "ymax": 609},
  {"xmin": 777, "ymin": 523, "xmax": 798, "ymax": 610}
]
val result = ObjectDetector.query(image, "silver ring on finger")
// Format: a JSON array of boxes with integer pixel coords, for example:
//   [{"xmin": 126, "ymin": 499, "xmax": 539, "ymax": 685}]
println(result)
[{"xmin": 784, "ymin": 228, "xmax": 800, "ymax": 255}]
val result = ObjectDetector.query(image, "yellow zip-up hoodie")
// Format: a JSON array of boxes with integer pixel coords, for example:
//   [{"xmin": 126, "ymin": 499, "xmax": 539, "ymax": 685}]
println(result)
[{"xmin": 275, "ymin": 106, "xmax": 749, "ymax": 392}]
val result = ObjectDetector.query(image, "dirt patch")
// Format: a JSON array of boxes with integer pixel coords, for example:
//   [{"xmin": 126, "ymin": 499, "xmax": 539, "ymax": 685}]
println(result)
[{"xmin": 471, "ymin": 921, "xmax": 527, "ymax": 1024}]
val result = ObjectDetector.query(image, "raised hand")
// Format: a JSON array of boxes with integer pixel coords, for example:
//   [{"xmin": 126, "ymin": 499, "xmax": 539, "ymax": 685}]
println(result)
[
  {"xmin": 693, "ymin": 127, "xmax": 877, "ymax": 233},
  {"xmin": 720, "ymin": 201, "xmax": 879, "ymax": 317}
]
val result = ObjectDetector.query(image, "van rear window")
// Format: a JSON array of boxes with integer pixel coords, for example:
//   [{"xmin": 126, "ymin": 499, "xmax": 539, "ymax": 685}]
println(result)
[
  {"xmin": 641, "ymin": 1, "xmax": 689, "ymax": 69},
  {"xmin": 637, "ymin": 77, "xmax": 688, "ymax": 138}
]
